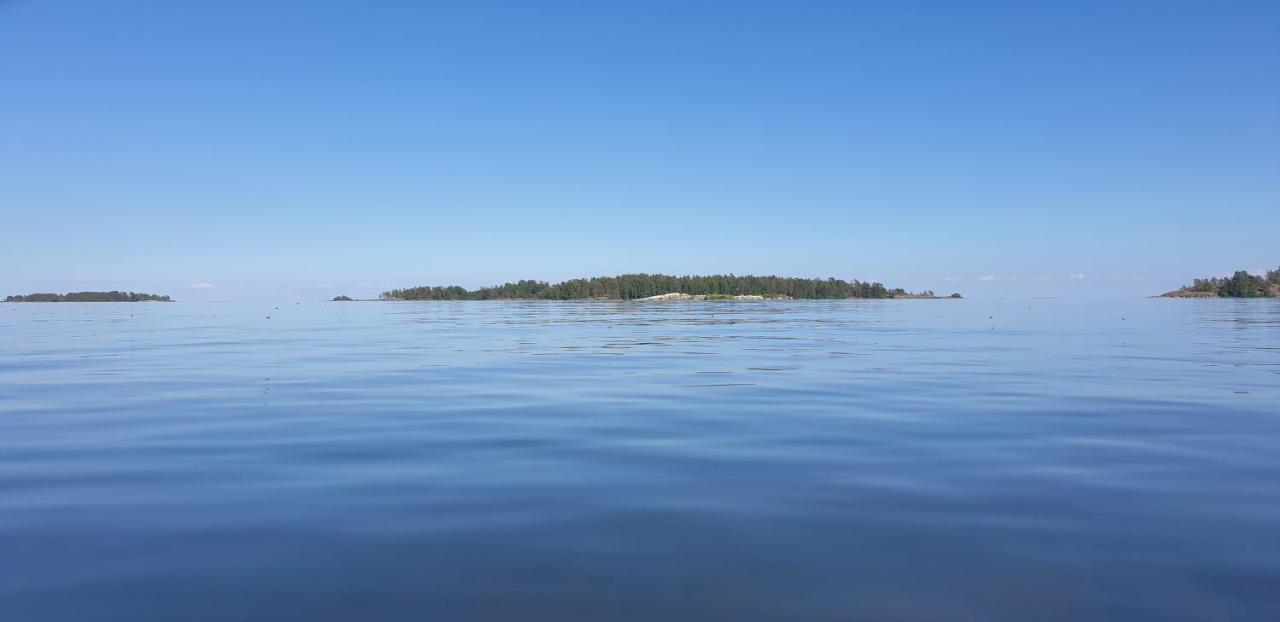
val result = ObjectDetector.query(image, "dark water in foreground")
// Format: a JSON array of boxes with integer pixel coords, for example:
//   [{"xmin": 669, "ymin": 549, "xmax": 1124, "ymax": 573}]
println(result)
[{"xmin": 2, "ymin": 299, "xmax": 1279, "ymax": 621}]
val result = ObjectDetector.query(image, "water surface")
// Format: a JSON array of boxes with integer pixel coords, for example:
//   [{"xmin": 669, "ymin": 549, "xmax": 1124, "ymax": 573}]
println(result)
[{"xmin": 2, "ymin": 299, "xmax": 1278, "ymax": 620}]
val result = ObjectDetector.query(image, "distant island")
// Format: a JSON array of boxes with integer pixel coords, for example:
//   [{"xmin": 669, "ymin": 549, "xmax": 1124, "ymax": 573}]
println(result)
[
  {"xmin": 332, "ymin": 295, "xmax": 354, "ymax": 301},
  {"xmin": 1160, "ymin": 267, "xmax": 1279, "ymax": 298},
  {"xmin": 382, "ymin": 274, "xmax": 960, "ymax": 301},
  {"xmin": 4, "ymin": 291, "xmax": 172, "ymax": 302}
]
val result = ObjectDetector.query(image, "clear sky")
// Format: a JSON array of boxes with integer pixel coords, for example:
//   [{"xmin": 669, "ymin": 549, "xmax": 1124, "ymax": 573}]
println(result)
[{"xmin": 2, "ymin": 1, "xmax": 1277, "ymax": 299}]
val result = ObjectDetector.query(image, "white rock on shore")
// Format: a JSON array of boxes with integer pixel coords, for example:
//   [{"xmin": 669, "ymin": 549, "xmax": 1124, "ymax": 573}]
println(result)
[{"xmin": 635, "ymin": 292, "xmax": 783, "ymax": 301}]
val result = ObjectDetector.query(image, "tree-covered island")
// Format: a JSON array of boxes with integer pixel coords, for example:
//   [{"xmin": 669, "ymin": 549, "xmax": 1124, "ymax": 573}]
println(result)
[
  {"xmin": 1160, "ymin": 267, "xmax": 1279, "ymax": 298},
  {"xmin": 4, "ymin": 291, "xmax": 172, "ymax": 302},
  {"xmin": 382, "ymin": 274, "xmax": 956, "ymax": 301}
]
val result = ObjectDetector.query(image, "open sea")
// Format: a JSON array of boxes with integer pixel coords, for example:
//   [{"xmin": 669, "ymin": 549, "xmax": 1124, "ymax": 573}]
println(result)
[{"xmin": 2, "ymin": 298, "xmax": 1278, "ymax": 621}]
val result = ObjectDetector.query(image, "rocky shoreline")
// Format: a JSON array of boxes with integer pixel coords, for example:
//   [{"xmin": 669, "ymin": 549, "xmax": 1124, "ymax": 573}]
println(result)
[
  {"xmin": 635, "ymin": 292, "xmax": 960, "ymax": 301},
  {"xmin": 1157, "ymin": 289, "xmax": 1220, "ymax": 298},
  {"xmin": 636, "ymin": 293, "xmax": 785, "ymax": 301}
]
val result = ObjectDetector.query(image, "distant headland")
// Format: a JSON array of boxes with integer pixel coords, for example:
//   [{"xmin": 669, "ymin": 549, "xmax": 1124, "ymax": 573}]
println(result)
[
  {"xmin": 381, "ymin": 274, "xmax": 960, "ymax": 301},
  {"xmin": 1160, "ymin": 268, "xmax": 1279, "ymax": 298},
  {"xmin": 4, "ymin": 291, "xmax": 172, "ymax": 302}
]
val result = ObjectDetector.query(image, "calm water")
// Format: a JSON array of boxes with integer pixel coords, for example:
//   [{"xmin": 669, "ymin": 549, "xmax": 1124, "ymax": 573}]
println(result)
[{"xmin": 2, "ymin": 299, "xmax": 1279, "ymax": 621}]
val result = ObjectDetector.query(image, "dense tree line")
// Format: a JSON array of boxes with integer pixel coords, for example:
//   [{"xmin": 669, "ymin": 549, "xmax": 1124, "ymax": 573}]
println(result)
[
  {"xmin": 382, "ymin": 274, "xmax": 919, "ymax": 301},
  {"xmin": 1185, "ymin": 267, "xmax": 1279, "ymax": 298},
  {"xmin": 4, "ymin": 291, "xmax": 172, "ymax": 302}
]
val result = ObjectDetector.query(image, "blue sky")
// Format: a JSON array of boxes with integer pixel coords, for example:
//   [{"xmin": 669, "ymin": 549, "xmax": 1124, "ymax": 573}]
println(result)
[{"xmin": 2, "ymin": 1, "xmax": 1277, "ymax": 299}]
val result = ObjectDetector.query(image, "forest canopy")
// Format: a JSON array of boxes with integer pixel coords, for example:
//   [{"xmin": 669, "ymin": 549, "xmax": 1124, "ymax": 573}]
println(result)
[
  {"xmin": 1182, "ymin": 268, "xmax": 1279, "ymax": 298},
  {"xmin": 382, "ymin": 274, "xmax": 924, "ymax": 301},
  {"xmin": 4, "ymin": 291, "xmax": 172, "ymax": 302}
]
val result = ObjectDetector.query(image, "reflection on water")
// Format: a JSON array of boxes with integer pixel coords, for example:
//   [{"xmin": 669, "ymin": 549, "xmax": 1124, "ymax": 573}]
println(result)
[{"xmin": 2, "ymin": 299, "xmax": 1279, "ymax": 621}]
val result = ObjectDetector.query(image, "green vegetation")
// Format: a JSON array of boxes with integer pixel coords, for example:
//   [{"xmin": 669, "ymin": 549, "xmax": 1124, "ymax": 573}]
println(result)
[
  {"xmin": 1179, "ymin": 267, "xmax": 1279, "ymax": 298},
  {"xmin": 382, "ymin": 274, "xmax": 929, "ymax": 301},
  {"xmin": 332, "ymin": 295, "xmax": 354, "ymax": 301},
  {"xmin": 4, "ymin": 291, "xmax": 171, "ymax": 302}
]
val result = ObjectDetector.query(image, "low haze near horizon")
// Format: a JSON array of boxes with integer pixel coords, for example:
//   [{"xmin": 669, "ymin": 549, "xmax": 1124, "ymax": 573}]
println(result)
[{"xmin": 2, "ymin": 1, "xmax": 1277, "ymax": 300}]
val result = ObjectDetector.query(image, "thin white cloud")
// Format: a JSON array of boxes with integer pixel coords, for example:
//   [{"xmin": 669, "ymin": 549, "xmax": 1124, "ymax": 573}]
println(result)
[
  {"xmin": 943, "ymin": 277, "xmax": 961, "ymax": 283},
  {"xmin": 315, "ymin": 282, "xmax": 335, "ymax": 289},
  {"xmin": 1068, "ymin": 273, "xmax": 1086, "ymax": 281},
  {"xmin": 190, "ymin": 282, "xmax": 217, "ymax": 289},
  {"xmin": 979, "ymin": 275, "xmax": 997, "ymax": 282}
]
